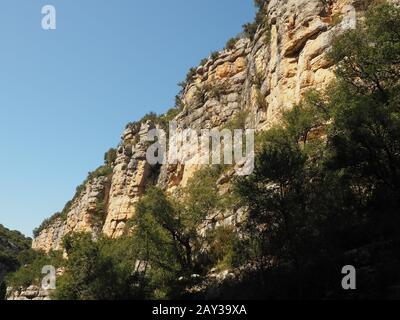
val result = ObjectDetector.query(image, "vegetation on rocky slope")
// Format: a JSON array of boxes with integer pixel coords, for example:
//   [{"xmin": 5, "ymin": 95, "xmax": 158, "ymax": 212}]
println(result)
[
  {"xmin": 53, "ymin": 3, "xmax": 400, "ymax": 299},
  {"xmin": 219, "ymin": 3, "xmax": 400, "ymax": 299},
  {"xmin": 7, "ymin": 1, "xmax": 400, "ymax": 300},
  {"xmin": 32, "ymin": 153, "xmax": 115, "ymax": 238},
  {"xmin": 0, "ymin": 225, "xmax": 31, "ymax": 299}
]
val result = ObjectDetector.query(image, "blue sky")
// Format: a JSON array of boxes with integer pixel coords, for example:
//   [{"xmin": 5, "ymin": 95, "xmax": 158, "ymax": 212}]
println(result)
[{"xmin": 0, "ymin": 0, "xmax": 255, "ymax": 236}]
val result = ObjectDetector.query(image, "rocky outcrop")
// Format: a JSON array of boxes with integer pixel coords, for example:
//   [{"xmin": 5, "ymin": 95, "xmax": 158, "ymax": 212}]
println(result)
[
  {"xmin": 32, "ymin": 176, "xmax": 110, "ymax": 252},
  {"xmin": 102, "ymin": 122, "xmax": 155, "ymax": 238},
  {"xmin": 31, "ymin": 0, "xmax": 368, "ymax": 251},
  {"xmin": 6, "ymin": 285, "xmax": 51, "ymax": 301}
]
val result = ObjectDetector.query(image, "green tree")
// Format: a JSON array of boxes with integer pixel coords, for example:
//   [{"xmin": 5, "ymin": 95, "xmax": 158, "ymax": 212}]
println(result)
[
  {"xmin": 230, "ymin": 3, "xmax": 400, "ymax": 299},
  {"xmin": 327, "ymin": 4, "xmax": 400, "ymax": 199},
  {"xmin": 132, "ymin": 166, "xmax": 230, "ymax": 298},
  {"xmin": 6, "ymin": 249, "xmax": 63, "ymax": 288},
  {"xmin": 55, "ymin": 233, "xmax": 137, "ymax": 300},
  {"xmin": 104, "ymin": 148, "xmax": 117, "ymax": 166}
]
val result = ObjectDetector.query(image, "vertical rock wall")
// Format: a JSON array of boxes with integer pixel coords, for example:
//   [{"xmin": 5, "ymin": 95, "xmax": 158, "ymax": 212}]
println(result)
[{"xmin": 31, "ymin": 0, "xmax": 367, "ymax": 251}]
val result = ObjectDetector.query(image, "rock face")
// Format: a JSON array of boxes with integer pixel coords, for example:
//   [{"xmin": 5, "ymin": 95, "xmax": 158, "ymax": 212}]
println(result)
[
  {"xmin": 102, "ymin": 122, "xmax": 155, "ymax": 238},
  {"xmin": 31, "ymin": 0, "xmax": 367, "ymax": 252},
  {"xmin": 6, "ymin": 285, "xmax": 51, "ymax": 301},
  {"xmin": 32, "ymin": 176, "xmax": 110, "ymax": 252}
]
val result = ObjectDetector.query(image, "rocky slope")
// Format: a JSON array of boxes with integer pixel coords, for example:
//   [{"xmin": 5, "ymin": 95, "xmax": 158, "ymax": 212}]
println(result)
[{"xmin": 32, "ymin": 0, "xmax": 370, "ymax": 252}]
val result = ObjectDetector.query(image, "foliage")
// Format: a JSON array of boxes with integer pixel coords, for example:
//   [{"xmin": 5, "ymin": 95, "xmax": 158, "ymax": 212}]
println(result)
[
  {"xmin": 223, "ymin": 110, "xmax": 249, "ymax": 131},
  {"xmin": 231, "ymin": 3, "xmax": 400, "ymax": 299},
  {"xmin": 14, "ymin": 2, "xmax": 400, "ymax": 301},
  {"xmin": 242, "ymin": 1, "xmax": 270, "ymax": 40},
  {"xmin": 33, "ymin": 153, "xmax": 114, "ymax": 238},
  {"xmin": 125, "ymin": 112, "xmax": 159, "ymax": 130},
  {"xmin": 0, "ymin": 225, "xmax": 31, "ymax": 258},
  {"xmin": 130, "ymin": 166, "xmax": 232, "ymax": 298},
  {"xmin": 225, "ymin": 37, "xmax": 240, "ymax": 51},
  {"xmin": 329, "ymin": 13, "xmax": 343, "ymax": 26},
  {"xmin": 255, "ymin": 88, "xmax": 267, "ymax": 111},
  {"xmin": 33, "ymin": 212, "xmax": 66, "ymax": 238},
  {"xmin": 6, "ymin": 249, "xmax": 63, "ymax": 288},
  {"xmin": 202, "ymin": 81, "xmax": 226, "ymax": 100},
  {"xmin": 157, "ymin": 105, "xmax": 183, "ymax": 131},
  {"xmin": 104, "ymin": 148, "xmax": 117, "ymax": 166},
  {"xmin": 178, "ymin": 68, "xmax": 198, "ymax": 91},
  {"xmin": 200, "ymin": 58, "xmax": 208, "ymax": 66},
  {"xmin": 205, "ymin": 226, "xmax": 238, "ymax": 272},
  {"xmin": 210, "ymin": 51, "xmax": 220, "ymax": 60},
  {"xmin": 53, "ymin": 233, "xmax": 146, "ymax": 300},
  {"xmin": 0, "ymin": 225, "xmax": 31, "ymax": 299}
]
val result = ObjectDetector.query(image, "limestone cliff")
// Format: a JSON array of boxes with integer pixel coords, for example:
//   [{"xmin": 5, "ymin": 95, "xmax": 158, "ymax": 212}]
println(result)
[
  {"xmin": 31, "ymin": 0, "xmax": 369, "ymax": 252},
  {"xmin": 32, "ymin": 176, "xmax": 109, "ymax": 252}
]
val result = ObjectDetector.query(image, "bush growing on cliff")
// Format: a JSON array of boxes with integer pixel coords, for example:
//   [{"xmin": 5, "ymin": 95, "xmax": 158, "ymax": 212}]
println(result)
[
  {"xmin": 210, "ymin": 51, "xmax": 220, "ymax": 61},
  {"xmin": 224, "ymin": 110, "xmax": 249, "ymax": 131},
  {"xmin": 242, "ymin": 0, "xmax": 269, "ymax": 40},
  {"xmin": 34, "ymin": 147, "xmax": 116, "ymax": 239},
  {"xmin": 178, "ymin": 67, "xmax": 198, "ymax": 92},
  {"xmin": 88, "ymin": 165, "xmax": 113, "ymax": 180},
  {"xmin": 33, "ymin": 212, "xmax": 66, "ymax": 238},
  {"xmin": 225, "ymin": 37, "xmax": 240, "ymax": 51},
  {"xmin": 104, "ymin": 148, "xmax": 117, "ymax": 166},
  {"xmin": 205, "ymin": 226, "xmax": 239, "ymax": 272}
]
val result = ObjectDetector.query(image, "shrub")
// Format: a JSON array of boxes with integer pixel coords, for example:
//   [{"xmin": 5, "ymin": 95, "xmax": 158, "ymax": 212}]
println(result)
[
  {"xmin": 129, "ymin": 166, "xmax": 232, "ymax": 298},
  {"xmin": 6, "ymin": 249, "xmax": 64, "ymax": 288},
  {"xmin": 255, "ymin": 88, "xmax": 268, "ymax": 111},
  {"xmin": 179, "ymin": 68, "xmax": 198, "ymax": 91},
  {"xmin": 242, "ymin": 0, "xmax": 270, "ymax": 40},
  {"xmin": 140, "ymin": 112, "xmax": 158, "ymax": 124},
  {"xmin": 200, "ymin": 58, "xmax": 208, "ymax": 66},
  {"xmin": 0, "ymin": 225, "xmax": 31, "ymax": 298},
  {"xmin": 33, "ymin": 162, "xmax": 113, "ymax": 238},
  {"xmin": 223, "ymin": 110, "xmax": 249, "ymax": 131},
  {"xmin": 225, "ymin": 37, "xmax": 239, "ymax": 50},
  {"xmin": 88, "ymin": 165, "xmax": 113, "ymax": 180},
  {"xmin": 33, "ymin": 212, "xmax": 66, "ymax": 238},
  {"xmin": 205, "ymin": 226, "xmax": 238, "ymax": 271},
  {"xmin": 210, "ymin": 51, "xmax": 220, "ymax": 60},
  {"xmin": 104, "ymin": 148, "xmax": 117, "ymax": 166},
  {"xmin": 203, "ymin": 82, "xmax": 226, "ymax": 100},
  {"xmin": 175, "ymin": 95, "xmax": 185, "ymax": 110},
  {"xmin": 330, "ymin": 13, "xmax": 343, "ymax": 26},
  {"xmin": 54, "ymin": 233, "xmax": 147, "ymax": 300},
  {"xmin": 229, "ymin": 3, "xmax": 400, "ymax": 299}
]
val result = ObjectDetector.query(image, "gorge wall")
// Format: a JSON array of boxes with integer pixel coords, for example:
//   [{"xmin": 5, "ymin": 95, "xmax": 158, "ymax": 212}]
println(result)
[{"xmin": 32, "ymin": 0, "xmax": 368, "ymax": 253}]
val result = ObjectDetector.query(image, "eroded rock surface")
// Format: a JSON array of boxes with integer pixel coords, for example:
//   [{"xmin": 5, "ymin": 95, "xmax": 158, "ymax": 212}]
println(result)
[{"xmin": 32, "ymin": 0, "xmax": 369, "ymax": 251}]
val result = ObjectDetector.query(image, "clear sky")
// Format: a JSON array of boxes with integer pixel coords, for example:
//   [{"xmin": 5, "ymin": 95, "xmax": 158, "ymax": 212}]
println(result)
[{"xmin": 0, "ymin": 0, "xmax": 255, "ymax": 236}]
